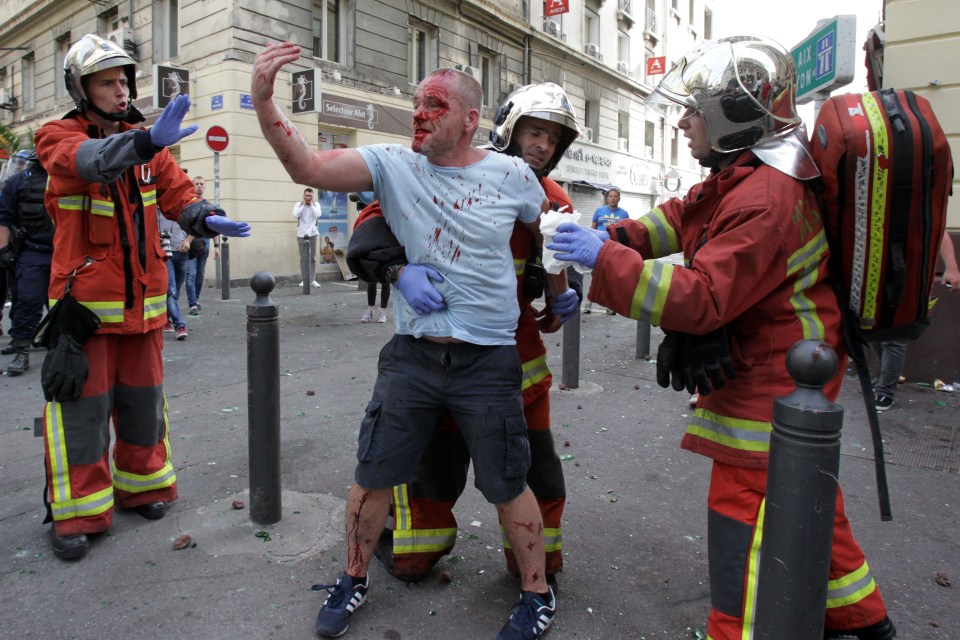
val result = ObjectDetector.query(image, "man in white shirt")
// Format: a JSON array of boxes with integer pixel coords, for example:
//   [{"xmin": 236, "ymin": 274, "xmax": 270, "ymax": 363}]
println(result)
[{"xmin": 292, "ymin": 187, "xmax": 321, "ymax": 287}]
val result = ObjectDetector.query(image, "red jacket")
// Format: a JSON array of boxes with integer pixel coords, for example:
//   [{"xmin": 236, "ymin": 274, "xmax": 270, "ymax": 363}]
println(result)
[
  {"xmin": 594, "ymin": 152, "xmax": 845, "ymax": 468},
  {"xmin": 36, "ymin": 113, "xmax": 198, "ymax": 334}
]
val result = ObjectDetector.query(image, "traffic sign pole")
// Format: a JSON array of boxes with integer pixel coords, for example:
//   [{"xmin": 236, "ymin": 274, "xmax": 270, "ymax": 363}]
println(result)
[{"xmin": 204, "ymin": 126, "xmax": 231, "ymax": 300}]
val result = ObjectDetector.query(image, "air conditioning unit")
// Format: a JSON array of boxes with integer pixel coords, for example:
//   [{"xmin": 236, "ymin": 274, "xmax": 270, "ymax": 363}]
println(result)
[
  {"xmin": 616, "ymin": 61, "xmax": 631, "ymax": 75},
  {"xmin": 543, "ymin": 19, "xmax": 561, "ymax": 38},
  {"xmin": 584, "ymin": 43, "xmax": 601, "ymax": 59},
  {"xmin": 643, "ymin": 146, "xmax": 654, "ymax": 159},
  {"xmin": 0, "ymin": 88, "xmax": 9, "ymax": 105},
  {"xmin": 617, "ymin": 138, "xmax": 629, "ymax": 152},
  {"xmin": 106, "ymin": 27, "xmax": 134, "ymax": 48},
  {"xmin": 456, "ymin": 64, "xmax": 482, "ymax": 83},
  {"xmin": 583, "ymin": 127, "xmax": 594, "ymax": 143}
]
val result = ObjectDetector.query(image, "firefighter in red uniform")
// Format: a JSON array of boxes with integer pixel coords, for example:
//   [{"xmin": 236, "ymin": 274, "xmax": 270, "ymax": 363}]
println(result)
[
  {"xmin": 34, "ymin": 34, "xmax": 251, "ymax": 560},
  {"xmin": 346, "ymin": 83, "xmax": 582, "ymax": 582},
  {"xmin": 549, "ymin": 37, "xmax": 895, "ymax": 639}
]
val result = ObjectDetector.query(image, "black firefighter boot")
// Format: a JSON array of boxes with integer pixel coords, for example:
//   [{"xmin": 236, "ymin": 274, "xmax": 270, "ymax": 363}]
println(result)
[
  {"xmin": 6, "ymin": 348, "xmax": 29, "ymax": 376},
  {"xmin": 824, "ymin": 615, "xmax": 897, "ymax": 639}
]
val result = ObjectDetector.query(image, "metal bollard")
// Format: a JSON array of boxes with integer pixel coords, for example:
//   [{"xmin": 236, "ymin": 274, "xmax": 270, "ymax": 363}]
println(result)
[
  {"xmin": 246, "ymin": 272, "xmax": 282, "ymax": 525},
  {"xmin": 561, "ymin": 310, "xmax": 581, "ymax": 389},
  {"xmin": 220, "ymin": 237, "xmax": 231, "ymax": 300},
  {"xmin": 300, "ymin": 236, "xmax": 312, "ymax": 294},
  {"xmin": 754, "ymin": 340, "xmax": 843, "ymax": 639},
  {"xmin": 635, "ymin": 318, "xmax": 651, "ymax": 359}
]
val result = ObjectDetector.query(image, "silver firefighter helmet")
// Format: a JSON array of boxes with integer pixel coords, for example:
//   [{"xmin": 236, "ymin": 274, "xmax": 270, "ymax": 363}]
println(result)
[{"xmin": 489, "ymin": 82, "xmax": 582, "ymax": 176}]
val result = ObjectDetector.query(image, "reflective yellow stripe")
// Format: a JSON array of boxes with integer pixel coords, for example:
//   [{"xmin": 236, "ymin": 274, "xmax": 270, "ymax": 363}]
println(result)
[
  {"xmin": 44, "ymin": 401, "xmax": 71, "ymax": 505},
  {"xmin": 51, "ymin": 486, "xmax": 114, "ymax": 521},
  {"xmin": 393, "ymin": 527, "xmax": 458, "ymax": 554},
  {"xmin": 393, "ymin": 484, "xmax": 411, "ymax": 532},
  {"xmin": 112, "ymin": 394, "xmax": 176, "ymax": 492},
  {"xmin": 826, "ymin": 561, "xmax": 877, "ymax": 608},
  {"xmin": 686, "ymin": 408, "xmax": 771, "ymax": 453},
  {"xmin": 639, "ymin": 207, "xmax": 680, "ymax": 257},
  {"xmin": 741, "ymin": 499, "xmax": 766, "ymax": 639},
  {"xmin": 520, "ymin": 354, "xmax": 550, "ymax": 391},
  {"xmin": 514, "ymin": 257, "xmax": 525, "ymax": 277},
  {"xmin": 82, "ymin": 300, "xmax": 125, "ymax": 324},
  {"xmin": 861, "ymin": 92, "xmax": 889, "ymax": 327},
  {"xmin": 787, "ymin": 230, "xmax": 829, "ymax": 341},
  {"xmin": 57, "ymin": 195, "xmax": 87, "ymax": 211},
  {"xmin": 629, "ymin": 258, "xmax": 674, "ymax": 325},
  {"xmin": 90, "ymin": 198, "xmax": 114, "ymax": 218},
  {"xmin": 502, "ymin": 526, "xmax": 563, "ymax": 553},
  {"xmin": 141, "ymin": 189, "xmax": 157, "ymax": 207},
  {"xmin": 144, "ymin": 294, "xmax": 167, "ymax": 320}
]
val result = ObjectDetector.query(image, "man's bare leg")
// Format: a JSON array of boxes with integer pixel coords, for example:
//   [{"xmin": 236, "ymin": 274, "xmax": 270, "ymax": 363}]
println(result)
[
  {"xmin": 497, "ymin": 486, "xmax": 548, "ymax": 593},
  {"xmin": 345, "ymin": 484, "xmax": 391, "ymax": 578}
]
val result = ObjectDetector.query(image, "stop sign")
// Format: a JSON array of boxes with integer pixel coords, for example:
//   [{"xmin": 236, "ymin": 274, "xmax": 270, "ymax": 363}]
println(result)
[{"xmin": 205, "ymin": 126, "xmax": 229, "ymax": 153}]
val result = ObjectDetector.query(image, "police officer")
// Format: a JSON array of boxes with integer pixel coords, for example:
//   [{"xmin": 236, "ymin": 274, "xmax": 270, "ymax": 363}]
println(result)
[
  {"xmin": 0, "ymin": 149, "xmax": 31, "ymax": 350},
  {"xmin": 0, "ymin": 150, "xmax": 54, "ymax": 376}
]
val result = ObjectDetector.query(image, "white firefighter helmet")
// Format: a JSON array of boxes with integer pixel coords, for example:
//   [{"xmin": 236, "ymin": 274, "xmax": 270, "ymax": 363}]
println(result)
[
  {"xmin": 489, "ymin": 82, "xmax": 581, "ymax": 176},
  {"xmin": 64, "ymin": 34, "xmax": 140, "ymax": 122},
  {"xmin": 647, "ymin": 35, "xmax": 801, "ymax": 153}
]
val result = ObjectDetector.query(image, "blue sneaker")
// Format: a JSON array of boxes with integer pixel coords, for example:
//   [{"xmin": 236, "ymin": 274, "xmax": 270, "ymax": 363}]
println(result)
[
  {"xmin": 312, "ymin": 574, "xmax": 368, "ymax": 638},
  {"xmin": 497, "ymin": 587, "xmax": 556, "ymax": 640}
]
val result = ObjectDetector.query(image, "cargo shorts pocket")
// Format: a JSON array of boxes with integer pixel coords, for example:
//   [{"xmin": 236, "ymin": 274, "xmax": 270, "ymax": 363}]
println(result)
[
  {"xmin": 356, "ymin": 399, "xmax": 383, "ymax": 463},
  {"xmin": 502, "ymin": 414, "xmax": 530, "ymax": 479}
]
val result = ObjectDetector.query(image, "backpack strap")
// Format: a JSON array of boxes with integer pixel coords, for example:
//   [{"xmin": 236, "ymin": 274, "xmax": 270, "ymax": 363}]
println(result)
[{"xmin": 843, "ymin": 313, "xmax": 894, "ymax": 521}]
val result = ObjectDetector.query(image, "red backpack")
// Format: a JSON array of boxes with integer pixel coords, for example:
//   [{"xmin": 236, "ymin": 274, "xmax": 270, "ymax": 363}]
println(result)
[
  {"xmin": 809, "ymin": 89, "xmax": 954, "ymax": 520},
  {"xmin": 810, "ymin": 88, "xmax": 953, "ymax": 342}
]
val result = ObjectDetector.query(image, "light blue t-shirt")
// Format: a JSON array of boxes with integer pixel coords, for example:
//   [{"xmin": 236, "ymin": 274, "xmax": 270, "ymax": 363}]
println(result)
[
  {"xmin": 592, "ymin": 205, "xmax": 629, "ymax": 230},
  {"xmin": 358, "ymin": 144, "xmax": 545, "ymax": 345}
]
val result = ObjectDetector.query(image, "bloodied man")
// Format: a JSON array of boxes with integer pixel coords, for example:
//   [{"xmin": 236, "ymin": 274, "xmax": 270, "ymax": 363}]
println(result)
[{"xmin": 252, "ymin": 41, "xmax": 571, "ymax": 639}]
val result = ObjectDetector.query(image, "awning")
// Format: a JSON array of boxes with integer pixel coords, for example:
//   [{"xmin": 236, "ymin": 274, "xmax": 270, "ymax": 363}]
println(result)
[{"xmin": 571, "ymin": 180, "xmax": 619, "ymax": 192}]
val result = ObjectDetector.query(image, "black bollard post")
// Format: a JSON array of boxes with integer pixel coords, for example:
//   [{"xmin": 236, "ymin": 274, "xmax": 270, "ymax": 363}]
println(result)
[
  {"xmin": 561, "ymin": 310, "xmax": 580, "ymax": 389},
  {"xmin": 220, "ymin": 237, "xmax": 231, "ymax": 300},
  {"xmin": 754, "ymin": 340, "xmax": 843, "ymax": 639},
  {"xmin": 300, "ymin": 237, "xmax": 312, "ymax": 294},
  {"xmin": 246, "ymin": 272, "xmax": 282, "ymax": 525},
  {"xmin": 635, "ymin": 318, "xmax": 651, "ymax": 359}
]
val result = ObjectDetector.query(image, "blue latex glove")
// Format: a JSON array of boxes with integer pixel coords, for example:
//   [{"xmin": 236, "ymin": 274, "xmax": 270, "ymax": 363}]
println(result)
[
  {"xmin": 547, "ymin": 222, "xmax": 605, "ymax": 269},
  {"xmin": 149, "ymin": 95, "xmax": 198, "ymax": 148},
  {"xmin": 550, "ymin": 288, "xmax": 579, "ymax": 324},
  {"xmin": 397, "ymin": 264, "xmax": 446, "ymax": 316},
  {"xmin": 205, "ymin": 215, "xmax": 251, "ymax": 237},
  {"xmin": 589, "ymin": 227, "xmax": 610, "ymax": 242}
]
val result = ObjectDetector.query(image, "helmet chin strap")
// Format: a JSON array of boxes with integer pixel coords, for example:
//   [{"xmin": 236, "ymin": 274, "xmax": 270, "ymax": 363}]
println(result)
[{"xmin": 87, "ymin": 102, "xmax": 145, "ymax": 125}]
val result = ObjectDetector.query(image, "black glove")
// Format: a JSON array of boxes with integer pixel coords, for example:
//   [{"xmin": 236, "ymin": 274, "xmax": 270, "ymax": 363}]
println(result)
[
  {"xmin": 33, "ymin": 293, "xmax": 101, "ymax": 350},
  {"xmin": 680, "ymin": 328, "xmax": 737, "ymax": 396},
  {"xmin": 41, "ymin": 334, "xmax": 90, "ymax": 402},
  {"xmin": 0, "ymin": 244, "xmax": 15, "ymax": 270},
  {"xmin": 656, "ymin": 331, "xmax": 688, "ymax": 391}
]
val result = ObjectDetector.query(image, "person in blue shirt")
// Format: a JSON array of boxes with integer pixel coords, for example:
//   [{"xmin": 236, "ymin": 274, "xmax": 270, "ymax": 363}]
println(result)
[{"xmin": 585, "ymin": 188, "xmax": 628, "ymax": 314}]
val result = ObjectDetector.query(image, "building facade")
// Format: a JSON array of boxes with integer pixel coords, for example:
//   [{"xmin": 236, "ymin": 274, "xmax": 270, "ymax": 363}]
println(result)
[{"xmin": 0, "ymin": 0, "xmax": 712, "ymax": 280}]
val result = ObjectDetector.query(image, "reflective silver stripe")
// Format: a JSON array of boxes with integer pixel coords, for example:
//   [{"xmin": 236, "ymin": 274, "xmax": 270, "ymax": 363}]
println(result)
[
  {"xmin": 45, "ymin": 402, "xmax": 70, "ymax": 505},
  {"xmin": 393, "ymin": 528, "xmax": 458, "ymax": 553},
  {"xmin": 112, "ymin": 460, "xmax": 176, "ymax": 491},
  {"xmin": 687, "ymin": 409, "xmax": 772, "ymax": 452},
  {"xmin": 630, "ymin": 259, "xmax": 673, "ymax": 325},
  {"xmin": 639, "ymin": 208, "xmax": 678, "ymax": 256},
  {"xmin": 521, "ymin": 355, "xmax": 550, "ymax": 391},
  {"xmin": 51, "ymin": 487, "xmax": 114, "ymax": 520},
  {"xmin": 143, "ymin": 295, "xmax": 167, "ymax": 320},
  {"xmin": 89, "ymin": 199, "xmax": 114, "ymax": 217}
]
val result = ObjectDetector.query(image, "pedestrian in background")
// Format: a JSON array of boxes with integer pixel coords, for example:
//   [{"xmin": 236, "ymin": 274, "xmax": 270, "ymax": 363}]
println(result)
[
  {"xmin": 186, "ymin": 174, "xmax": 217, "ymax": 315},
  {"xmin": 0, "ymin": 149, "xmax": 50, "ymax": 376},
  {"xmin": 585, "ymin": 187, "xmax": 628, "ymax": 314},
  {"xmin": 293, "ymin": 187, "xmax": 321, "ymax": 288},
  {"xmin": 871, "ymin": 233, "xmax": 960, "ymax": 411}
]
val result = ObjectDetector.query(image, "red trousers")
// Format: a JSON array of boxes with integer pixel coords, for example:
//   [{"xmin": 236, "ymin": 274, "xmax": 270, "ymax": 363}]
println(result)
[
  {"xmin": 706, "ymin": 462, "xmax": 888, "ymax": 639},
  {"xmin": 391, "ymin": 390, "xmax": 566, "ymax": 578},
  {"xmin": 43, "ymin": 330, "xmax": 178, "ymax": 536}
]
